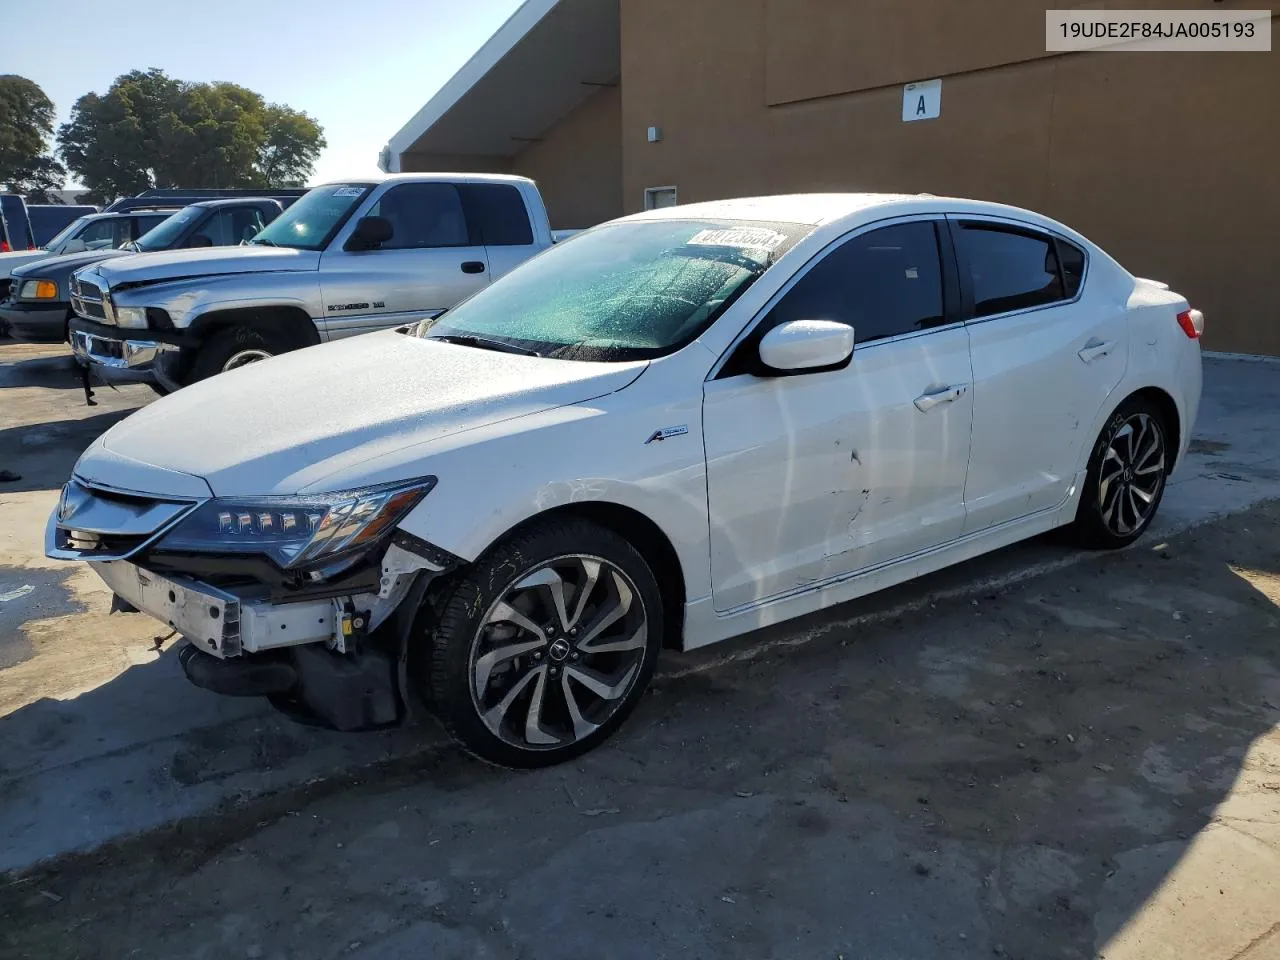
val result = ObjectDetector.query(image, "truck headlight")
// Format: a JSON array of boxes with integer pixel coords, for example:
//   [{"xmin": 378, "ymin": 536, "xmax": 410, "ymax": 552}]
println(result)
[
  {"xmin": 114, "ymin": 305, "xmax": 149, "ymax": 329},
  {"xmin": 19, "ymin": 279, "xmax": 58, "ymax": 300},
  {"xmin": 157, "ymin": 478, "xmax": 436, "ymax": 569}
]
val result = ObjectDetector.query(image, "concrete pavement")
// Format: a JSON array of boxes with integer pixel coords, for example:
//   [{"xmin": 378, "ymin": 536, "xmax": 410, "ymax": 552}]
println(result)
[{"xmin": 1, "ymin": 346, "xmax": 1279, "ymax": 888}]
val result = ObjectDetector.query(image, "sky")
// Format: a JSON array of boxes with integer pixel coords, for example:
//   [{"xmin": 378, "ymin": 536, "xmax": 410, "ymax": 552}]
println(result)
[{"xmin": 3, "ymin": 0, "xmax": 524, "ymax": 188}]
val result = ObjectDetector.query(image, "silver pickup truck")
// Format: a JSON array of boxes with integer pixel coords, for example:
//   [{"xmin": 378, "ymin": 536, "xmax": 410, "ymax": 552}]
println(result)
[{"xmin": 68, "ymin": 174, "xmax": 565, "ymax": 392}]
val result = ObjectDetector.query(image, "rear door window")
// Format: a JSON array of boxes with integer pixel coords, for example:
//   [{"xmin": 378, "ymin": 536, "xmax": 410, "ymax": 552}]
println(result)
[
  {"xmin": 460, "ymin": 183, "xmax": 533, "ymax": 246},
  {"xmin": 956, "ymin": 223, "xmax": 1066, "ymax": 318}
]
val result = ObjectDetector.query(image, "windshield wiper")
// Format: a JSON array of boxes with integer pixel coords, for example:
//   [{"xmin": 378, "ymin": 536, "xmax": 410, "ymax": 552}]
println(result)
[
  {"xmin": 428, "ymin": 334, "xmax": 540, "ymax": 357},
  {"xmin": 251, "ymin": 236, "xmax": 279, "ymax": 247}
]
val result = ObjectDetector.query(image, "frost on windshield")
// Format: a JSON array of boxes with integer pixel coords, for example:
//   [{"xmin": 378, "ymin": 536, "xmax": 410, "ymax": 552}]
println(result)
[{"xmin": 423, "ymin": 219, "xmax": 807, "ymax": 360}]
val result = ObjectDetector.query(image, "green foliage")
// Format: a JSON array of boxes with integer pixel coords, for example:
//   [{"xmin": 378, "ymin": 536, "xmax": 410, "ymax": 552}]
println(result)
[
  {"xmin": 58, "ymin": 69, "xmax": 326, "ymax": 203},
  {"xmin": 0, "ymin": 75, "xmax": 66, "ymax": 203}
]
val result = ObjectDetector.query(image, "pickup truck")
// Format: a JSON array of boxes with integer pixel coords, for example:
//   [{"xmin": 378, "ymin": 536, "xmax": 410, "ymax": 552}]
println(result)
[
  {"xmin": 67, "ymin": 174, "xmax": 561, "ymax": 391},
  {"xmin": 0, "ymin": 208, "xmax": 175, "ymax": 305},
  {"xmin": 2, "ymin": 199, "xmax": 282, "ymax": 344}
]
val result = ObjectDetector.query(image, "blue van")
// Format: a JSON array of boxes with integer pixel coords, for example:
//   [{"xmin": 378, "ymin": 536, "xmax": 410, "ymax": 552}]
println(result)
[
  {"xmin": 27, "ymin": 204, "xmax": 99, "ymax": 246},
  {"xmin": 0, "ymin": 194, "xmax": 36, "ymax": 252}
]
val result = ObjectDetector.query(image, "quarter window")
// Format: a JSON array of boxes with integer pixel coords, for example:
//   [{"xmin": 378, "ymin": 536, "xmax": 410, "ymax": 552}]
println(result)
[
  {"xmin": 460, "ymin": 184, "xmax": 533, "ymax": 246},
  {"xmin": 368, "ymin": 183, "xmax": 470, "ymax": 249},
  {"xmin": 1057, "ymin": 237, "xmax": 1086, "ymax": 299},
  {"xmin": 957, "ymin": 224, "xmax": 1065, "ymax": 318},
  {"xmin": 768, "ymin": 221, "xmax": 946, "ymax": 344}
]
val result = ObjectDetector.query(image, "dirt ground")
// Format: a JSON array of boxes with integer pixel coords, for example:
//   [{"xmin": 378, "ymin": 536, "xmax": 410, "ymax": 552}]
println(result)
[{"xmin": 3, "ymin": 499, "xmax": 1278, "ymax": 960}]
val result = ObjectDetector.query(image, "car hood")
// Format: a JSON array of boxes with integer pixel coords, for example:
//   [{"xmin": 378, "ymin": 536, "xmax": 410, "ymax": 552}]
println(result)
[
  {"xmin": 82, "ymin": 331, "xmax": 647, "ymax": 497},
  {"xmin": 95, "ymin": 245, "xmax": 320, "ymax": 288},
  {"xmin": 11, "ymin": 249, "xmax": 129, "ymax": 280}
]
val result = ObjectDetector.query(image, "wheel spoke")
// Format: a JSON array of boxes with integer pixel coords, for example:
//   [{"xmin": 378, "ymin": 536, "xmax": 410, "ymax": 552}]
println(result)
[
  {"xmin": 516, "ymin": 567, "xmax": 571, "ymax": 632},
  {"xmin": 1131, "ymin": 484, "xmax": 1155, "ymax": 506},
  {"xmin": 486, "ymin": 600, "xmax": 546, "ymax": 642},
  {"xmin": 1100, "ymin": 479, "xmax": 1123, "ymax": 527},
  {"xmin": 577, "ymin": 571, "xmax": 632, "ymax": 647},
  {"xmin": 580, "ymin": 623, "xmax": 647, "ymax": 655},
  {"xmin": 561, "ymin": 671, "xmax": 600, "ymax": 740},
  {"xmin": 482, "ymin": 664, "xmax": 544, "ymax": 737},
  {"xmin": 566, "ymin": 558, "xmax": 601, "ymax": 630},
  {"xmin": 522, "ymin": 667, "xmax": 559, "ymax": 746},
  {"xmin": 1124, "ymin": 485, "xmax": 1143, "ymax": 530},
  {"xmin": 473, "ymin": 639, "xmax": 545, "ymax": 699},
  {"xmin": 1135, "ymin": 433, "xmax": 1161, "ymax": 471},
  {"xmin": 565, "ymin": 662, "xmax": 639, "ymax": 701}
]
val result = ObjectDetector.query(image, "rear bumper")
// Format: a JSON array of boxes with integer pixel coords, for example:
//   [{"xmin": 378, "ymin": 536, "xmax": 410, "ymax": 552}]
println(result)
[{"xmin": 0, "ymin": 300, "xmax": 67, "ymax": 343}]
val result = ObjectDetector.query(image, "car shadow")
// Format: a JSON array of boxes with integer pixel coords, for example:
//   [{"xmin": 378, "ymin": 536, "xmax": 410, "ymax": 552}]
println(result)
[
  {"xmin": 0, "ymin": 351, "xmax": 84, "ymax": 391},
  {"xmin": 0, "ymin": 507, "xmax": 1276, "ymax": 959},
  {"xmin": 0, "ymin": 410, "xmax": 138, "ymax": 493}
]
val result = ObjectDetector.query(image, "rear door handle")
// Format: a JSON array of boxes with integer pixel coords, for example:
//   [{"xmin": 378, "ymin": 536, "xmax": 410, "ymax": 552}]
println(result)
[
  {"xmin": 914, "ymin": 383, "xmax": 968, "ymax": 412},
  {"xmin": 1078, "ymin": 338, "xmax": 1114, "ymax": 364},
  {"xmin": 461, "ymin": 261, "xmax": 486, "ymax": 274}
]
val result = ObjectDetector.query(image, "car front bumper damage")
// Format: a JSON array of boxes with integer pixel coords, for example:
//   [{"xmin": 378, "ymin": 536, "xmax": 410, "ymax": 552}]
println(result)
[{"xmin": 46, "ymin": 477, "xmax": 456, "ymax": 729}]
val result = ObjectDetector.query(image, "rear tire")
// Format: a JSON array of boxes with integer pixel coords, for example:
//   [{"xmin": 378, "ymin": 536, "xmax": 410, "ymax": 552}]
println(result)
[
  {"xmin": 187, "ymin": 326, "xmax": 282, "ymax": 384},
  {"xmin": 1070, "ymin": 396, "xmax": 1170, "ymax": 549},
  {"xmin": 422, "ymin": 519, "xmax": 663, "ymax": 768}
]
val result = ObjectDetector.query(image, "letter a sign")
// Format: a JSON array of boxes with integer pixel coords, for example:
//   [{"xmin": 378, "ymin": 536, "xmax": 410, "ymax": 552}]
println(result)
[{"xmin": 902, "ymin": 78, "xmax": 942, "ymax": 122}]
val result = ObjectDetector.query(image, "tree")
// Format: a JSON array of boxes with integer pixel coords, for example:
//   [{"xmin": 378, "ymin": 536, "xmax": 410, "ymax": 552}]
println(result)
[
  {"xmin": 0, "ymin": 75, "xmax": 66, "ymax": 202},
  {"xmin": 58, "ymin": 69, "xmax": 325, "ymax": 203},
  {"xmin": 258, "ymin": 105, "xmax": 326, "ymax": 187}
]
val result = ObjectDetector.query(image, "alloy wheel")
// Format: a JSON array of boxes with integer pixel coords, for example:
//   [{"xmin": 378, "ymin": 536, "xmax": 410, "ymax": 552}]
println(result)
[
  {"xmin": 1098, "ymin": 412, "xmax": 1165, "ymax": 537},
  {"xmin": 468, "ymin": 554, "xmax": 648, "ymax": 751}
]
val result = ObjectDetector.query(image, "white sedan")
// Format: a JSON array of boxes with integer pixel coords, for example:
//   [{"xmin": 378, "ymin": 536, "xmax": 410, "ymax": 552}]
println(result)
[{"xmin": 47, "ymin": 193, "xmax": 1203, "ymax": 767}]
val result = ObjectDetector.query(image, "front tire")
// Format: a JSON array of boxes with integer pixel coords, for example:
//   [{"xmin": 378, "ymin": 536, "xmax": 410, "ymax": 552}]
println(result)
[
  {"xmin": 1071, "ymin": 396, "xmax": 1170, "ymax": 549},
  {"xmin": 188, "ymin": 326, "xmax": 281, "ymax": 383},
  {"xmin": 423, "ymin": 519, "xmax": 663, "ymax": 768}
]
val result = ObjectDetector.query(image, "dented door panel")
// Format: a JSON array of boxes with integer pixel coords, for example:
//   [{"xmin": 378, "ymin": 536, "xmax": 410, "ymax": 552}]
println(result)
[{"xmin": 703, "ymin": 325, "xmax": 973, "ymax": 612}]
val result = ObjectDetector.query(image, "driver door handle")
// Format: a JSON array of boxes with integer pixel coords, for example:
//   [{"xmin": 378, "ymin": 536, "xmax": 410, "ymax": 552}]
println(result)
[
  {"xmin": 914, "ymin": 383, "xmax": 969, "ymax": 413},
  {"xmin": 461, "ymin": 261, "xmax": 486, "ymax": 274},
  {"xmin": 1078, "ymin": 338, "xmax": 1114, "ymax": 364}
]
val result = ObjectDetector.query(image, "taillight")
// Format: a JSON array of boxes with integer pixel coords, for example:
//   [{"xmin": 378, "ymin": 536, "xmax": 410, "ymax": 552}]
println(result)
[
  {"xmin": 26, "ymin": 244, "xmax": 35, "ymax": 251},
  {"xmin": 0, "ymin": 241, "xmax": 9, "ymax": 253},
  {"xmin": 1176, "ymin": 308, "xmax": 1203, "ymax": 340}
]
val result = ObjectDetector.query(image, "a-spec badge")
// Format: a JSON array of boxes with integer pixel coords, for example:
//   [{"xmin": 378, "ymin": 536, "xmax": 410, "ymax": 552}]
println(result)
[{"xmin": 645, "ymin": 425, "xmax": 689, "ymax": 444}]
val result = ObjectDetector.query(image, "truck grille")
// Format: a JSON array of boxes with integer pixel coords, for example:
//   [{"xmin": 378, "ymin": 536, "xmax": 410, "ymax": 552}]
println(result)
[{"xmin": 71, "ymin": 276, "xmax": 110, "ymax": 322}]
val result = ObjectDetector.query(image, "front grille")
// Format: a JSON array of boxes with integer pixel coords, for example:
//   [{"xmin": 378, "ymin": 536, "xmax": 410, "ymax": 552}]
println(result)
[{"xmin": 72, "ymin": 277, "xmax": 108, "ymax": 321}]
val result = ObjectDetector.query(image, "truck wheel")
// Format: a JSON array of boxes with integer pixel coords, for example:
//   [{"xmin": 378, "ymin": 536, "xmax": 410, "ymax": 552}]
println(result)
[
  {"xmin": 188, "ymin": 326, "xmax": 281, "ymax": 383},
  {"xmin": 423, "ymin": 518, "xmax": 664, "ymax": 768},
  {"xmin": 1070, "ymin": 396, "xmax": 1170, "ymax": 549}
]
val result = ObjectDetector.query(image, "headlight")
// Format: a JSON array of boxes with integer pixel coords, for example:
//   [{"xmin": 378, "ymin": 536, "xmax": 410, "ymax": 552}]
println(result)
[
  {"xmin": 114, "ymin": 305, "xmax": 148, "ymax": 329},
  {"xmin": 19, "ymin": 279, "xmax": 58, "ymax": 300},
  {"xmin": 157, "ymin": 478, "xmax": 436, "ymax": 569}
]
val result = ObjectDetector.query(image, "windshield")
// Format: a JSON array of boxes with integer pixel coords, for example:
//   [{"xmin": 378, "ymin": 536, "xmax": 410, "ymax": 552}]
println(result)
[
  {"xmin": 44, "ymin": 217, "xmax": 92, "ymax": 251},
  {"xmin": 130, "ymin": 206, "xmax": 202, "ymax": 252},
  {"xmin": 419, "ymin": 219, "xmax": 808, "ymax": 361},
  {"xmin": 249, "ymin": 183, "xmax": 373, "ymax": 251}
]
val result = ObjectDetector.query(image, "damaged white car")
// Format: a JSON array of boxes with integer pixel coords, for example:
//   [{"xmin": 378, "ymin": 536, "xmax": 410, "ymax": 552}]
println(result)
[{"xmin": 47, "ymin": 194, "xmax": 1203, "ymax": 767}]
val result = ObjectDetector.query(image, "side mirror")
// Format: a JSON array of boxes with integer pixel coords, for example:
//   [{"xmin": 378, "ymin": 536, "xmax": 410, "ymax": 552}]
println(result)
[
  {"xmin": 345, "ymin": 215, "xmax": 393, "ymax": 251},
  {"xmin": 757, "ymin": 319, "xmax": 854, "ymax": 375},
  {"xmin": 63, "ymin": 238, "xmax": 87, "ymax": 253},
  {"xmin": 187, "ymin": 234, "xmax": 214, "ymax": 248}
]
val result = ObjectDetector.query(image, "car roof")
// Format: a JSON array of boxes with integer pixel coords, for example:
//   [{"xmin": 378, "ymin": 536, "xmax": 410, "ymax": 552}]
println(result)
[
  {"xmin": 187, "ymin": 198, "xmax": 281, "ymax": 209},
  {"xmin": 316, "ymin": 172, "xmax": 536, "ymax": 188},
  {"xmin": 619, "ymin": 193, "xmax": 1072, "ymax": 233}
]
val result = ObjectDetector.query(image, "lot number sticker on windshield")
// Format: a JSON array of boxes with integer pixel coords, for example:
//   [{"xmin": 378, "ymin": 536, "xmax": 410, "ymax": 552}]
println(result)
[
  {"xmin": 333, "ymin": 187, "xmax": 365, "ymax": 197},
  {"xmin": 687, "ymin": 227, "xmax": 787, "ymax": 252}
]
